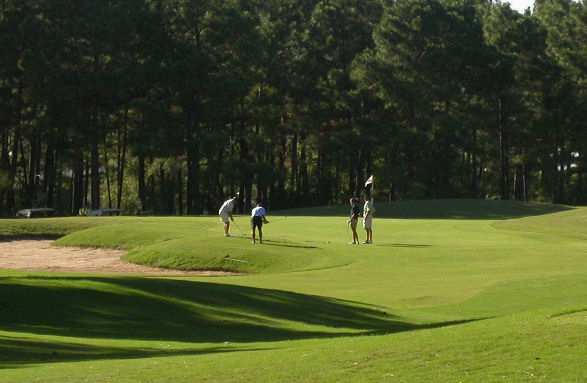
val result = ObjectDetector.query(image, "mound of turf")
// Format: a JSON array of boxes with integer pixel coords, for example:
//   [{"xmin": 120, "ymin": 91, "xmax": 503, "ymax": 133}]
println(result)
[
  {"xmin": 494, "ymin": 209, "xmax": 587, "ymax": 240},
  {"xmin": 277, "ymin": 198, "xmax": 574, "ymax": 219},
  {"xmin": 51, "ymin": 217, "xmax": 351, "ymax": 273}
]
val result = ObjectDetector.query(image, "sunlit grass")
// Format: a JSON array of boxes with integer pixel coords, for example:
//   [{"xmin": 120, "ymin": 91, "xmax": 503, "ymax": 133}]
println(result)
[{"xmin": 0, "ymin": 200, "xmax": 585, "ymax": 382}]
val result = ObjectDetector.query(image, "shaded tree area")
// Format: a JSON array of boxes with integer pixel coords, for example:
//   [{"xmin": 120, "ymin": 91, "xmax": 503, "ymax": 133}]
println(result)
[{"xmin": 0, "ymin": 0, "xmax": 584, "ymax": 216}]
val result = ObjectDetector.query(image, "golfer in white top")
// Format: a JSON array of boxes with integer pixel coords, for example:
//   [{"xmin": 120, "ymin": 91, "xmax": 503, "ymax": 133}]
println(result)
[
  {"xmin": 363, "ymin": 196, "xmax": 375, "ymax": 244},
  {"xmin": 251, "ymin": 203, "xmax": 269, "ymax": 244},
  {"xmin": 219, "ymin": 196, "xmax": 238, "ymax": 237}
]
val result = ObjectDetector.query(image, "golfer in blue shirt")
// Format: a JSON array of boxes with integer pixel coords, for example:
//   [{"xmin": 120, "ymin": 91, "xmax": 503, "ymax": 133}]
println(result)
[
  {"xmin": 251, "ymin": 202, "xmax": 269, "ymax": 244},
  {"xmin": 347, "ymin": 198, "xmax": 361, "ymax": 244}
]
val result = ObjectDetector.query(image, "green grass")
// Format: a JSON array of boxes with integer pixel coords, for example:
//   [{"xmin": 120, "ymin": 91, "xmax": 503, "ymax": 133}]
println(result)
[
  {"xmin": 279, "ymin": 198, "xmax": 574, "ymax": 219},
  {"xmin": 0, "ymin": 199, "xmax": 585, "ymax": 382}
]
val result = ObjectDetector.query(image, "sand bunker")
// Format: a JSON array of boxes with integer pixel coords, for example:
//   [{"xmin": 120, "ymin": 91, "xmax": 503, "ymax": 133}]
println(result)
[{"xmin": 0, "ymin": 238, "xmax": 235, "ymax": 276}]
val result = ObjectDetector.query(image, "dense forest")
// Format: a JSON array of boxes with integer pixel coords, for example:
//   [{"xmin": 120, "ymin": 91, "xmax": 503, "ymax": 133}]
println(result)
[{"xmin": 0, "ymin": 0, "xmax": 585, "ymax": 216}]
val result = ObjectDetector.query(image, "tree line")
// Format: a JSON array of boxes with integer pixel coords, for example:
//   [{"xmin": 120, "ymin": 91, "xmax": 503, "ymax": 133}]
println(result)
[{"xmin": 0, "ymin": 0, "xmax": 585, "ymax": 216}]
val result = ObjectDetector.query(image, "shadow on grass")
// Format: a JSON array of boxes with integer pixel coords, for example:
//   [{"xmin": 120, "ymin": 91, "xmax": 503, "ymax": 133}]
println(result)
[
  {"xmin": 0, "ymin": 334, "xmax": 267, "ymax": 368},
  {"xmin": 0, "ymin": 275, "xmax": 478, "ymax": 366},
  {"xmin": 222, "ymin": 236, "xmax": 319, "ymax": 249},
  {"xmin": 262, "ymin": 239, "xmax": 318, "ymax": 249},
  {"xmin": 375, "ymin": 243, "xmax": 431, "ymax": 248},
  {"xmin": 0, "ymin": 235, "xmax": 60, "ymax": 242},
  {"xmin": 277, "ymin": 199, "xmax": 574, "ymax": 220}
]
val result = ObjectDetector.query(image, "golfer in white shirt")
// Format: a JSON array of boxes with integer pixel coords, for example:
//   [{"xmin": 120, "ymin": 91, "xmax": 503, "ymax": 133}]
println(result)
[
  {"xmin": 219, "ymin": 196, "xmax": 238, "ymax": 237},
  {"xmin": 362, "ymin": 196, "xmax": 375, "ymax": 244}
]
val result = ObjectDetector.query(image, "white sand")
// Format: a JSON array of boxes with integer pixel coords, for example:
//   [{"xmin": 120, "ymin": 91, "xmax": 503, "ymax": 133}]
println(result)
[{"xmin": 0, "ymin": 239, "xmax": 235, "ymax": 276}]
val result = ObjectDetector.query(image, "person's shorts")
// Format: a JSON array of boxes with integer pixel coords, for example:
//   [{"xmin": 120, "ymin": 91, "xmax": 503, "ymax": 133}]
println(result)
[
  {"xmin": 363, "ymin": 215, "xmax": 373, "ymax": 229},
  {"xmin": 251, "ymin": 215, "xmax": 263, "ymax": 230},
  {"xmin": 219, "ymin": 212, "xmax": 230, "ymax": 223},
  {"xmin": 349, "ymin": 218, "xmax": 358, "ymax": 229}
]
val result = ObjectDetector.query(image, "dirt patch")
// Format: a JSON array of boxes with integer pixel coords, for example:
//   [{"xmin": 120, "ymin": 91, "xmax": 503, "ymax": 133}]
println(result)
[{"xmin": 0, "ymin": 239, "xmax": 236, "ymax": 276}]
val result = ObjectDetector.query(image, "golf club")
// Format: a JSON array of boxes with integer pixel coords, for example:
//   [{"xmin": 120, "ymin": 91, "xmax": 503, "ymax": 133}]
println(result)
[{"xmin": 232, "ymin": 220, "xmax": 246, "ymax": 237}]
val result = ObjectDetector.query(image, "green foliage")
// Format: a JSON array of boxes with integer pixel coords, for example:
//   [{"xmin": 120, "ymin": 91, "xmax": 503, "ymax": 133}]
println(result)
[{"xmin": 0, "ymin": 0, "xmax": 585, "ymax": 220}]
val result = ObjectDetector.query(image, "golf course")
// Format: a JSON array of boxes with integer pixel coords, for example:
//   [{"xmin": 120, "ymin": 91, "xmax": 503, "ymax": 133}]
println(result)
[{"xmin": 0, "ymin": 199, "xmax": 585, "ymax": 382}]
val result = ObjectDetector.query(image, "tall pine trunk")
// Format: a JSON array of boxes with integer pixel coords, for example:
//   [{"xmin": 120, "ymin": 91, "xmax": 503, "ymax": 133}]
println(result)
[
  {"xmin": 116, "ymin": 125, "xmax": 127, "ymax": 209},
  {"xmin": 138, "ymin": 154, "xmax": 146, "ymax": 213},
  {"xmin": 84, "ymin": 157, "xmax": 90, "ymax": 208},
  {"xmin": 186, "ymin": 142, "xmax": 201, "ymax": 214},
  {"xmin": 470, "ymin": 126, "xmax": 479, "ymax": 198},
  {"xmin": 72, "ymin": 152, "xmax": 85, "ymax": 215},
  {"xmin": 103, "ymin": 134, "xmax": 112, "ymax": 208},
  {"xmin": 238, "ymin": 135, "xmax": 252, "ymax": 213},
  {"xmin": 6, "ymin": 127, "xmax": 20, "ymax": 214},
  {"xmin": 498, "ymin": 93, "xmax": 510, "ymax": 200},
  {"xmin": 299, "ymin": 137, "xmax": 309, "ymax": 206},
  {"xmin": 186, "ymin": 100, "xmax": 201, "ymax": 214},
  {"xmin": 289, "ymin": 133, "xmax": 298, "ymax": 201},
  {"xmin": 277, "ymin": 133, "xmax": 287, "ymax": 207},
  {"xmin": 90, "ymin": 134, "xmax": 100, "ymax": 210},
  {"xmin": 177, "ymin": 169, "xmax": 183, "ymax": 215},
  {"xmin": 43, "ymin": 144, "xmax": 56, "ymax": 207},
  {"xmin": 90, "ymin": 52, "xmax": 101, "ymax": 210},
  {"xmin": 26, "ymin": 130, "xmax": 40, "ymax": 205}
]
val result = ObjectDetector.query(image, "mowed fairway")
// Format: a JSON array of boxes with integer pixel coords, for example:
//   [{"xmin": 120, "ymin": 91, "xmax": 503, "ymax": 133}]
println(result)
[{"xmin": 0, "ymin": 200, "xmax": 585, "ymax": 382}]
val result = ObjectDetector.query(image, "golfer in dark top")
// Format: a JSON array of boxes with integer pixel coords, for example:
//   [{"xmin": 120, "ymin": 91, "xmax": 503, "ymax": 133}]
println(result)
[
  {"xmin": 347, "ymin": 198, "xmax": 360, "ymax": 244},
  {"xmin": 251, "ymin": 202, "xmax": 269, "ymax": 244}
]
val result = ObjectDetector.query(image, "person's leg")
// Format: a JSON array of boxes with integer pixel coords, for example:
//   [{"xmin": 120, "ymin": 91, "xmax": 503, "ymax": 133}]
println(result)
[
  {"xmin": 221, "ymin": 214, "xmax": 230, "ymax": 236},
  {"xmin": 259, "ymin": 227, "xmax": 263, "ymax": 244},
  {"xmin": 251, "ymin": 219, "xmax": 256, "ymax": 243},
  {"xmin": 350, "ymin": 219, "xmax": 358, "ymax": 244},
  {"xmin": 362, "ymin": 220, "xmax": 366, "ymax": 243},
  {"xmin": 365, "ymin": 216, "xmax": 373, "ymax": 243}
]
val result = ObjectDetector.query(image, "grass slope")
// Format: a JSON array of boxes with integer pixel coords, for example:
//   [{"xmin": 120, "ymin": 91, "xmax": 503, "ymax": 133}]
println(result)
[
  {"xmin": 278, "ymin": 199, "xmax": 574, "ymax": 219},
  {"xmin": 0, "ymin": 199, "xmax": 585, "ymax": 382}
]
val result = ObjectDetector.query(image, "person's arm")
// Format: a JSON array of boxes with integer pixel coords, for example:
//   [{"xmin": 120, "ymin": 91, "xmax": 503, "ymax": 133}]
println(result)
[
  {"xmin": 348, "ymin": 205, "xmax": 357, "ymax": 223},
  {"xmin": 229, "ymin": 201, "xmax": 236, "ymax": 220},
  {"xmin": 262, "ymin": 214, "xmax": 269, "ymax": 223}
]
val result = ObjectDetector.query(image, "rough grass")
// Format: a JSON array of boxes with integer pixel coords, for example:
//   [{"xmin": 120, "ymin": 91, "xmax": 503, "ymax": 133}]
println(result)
[{"xmin": 0, "ymin": 199, "xmax": 585, "ymax": 382}]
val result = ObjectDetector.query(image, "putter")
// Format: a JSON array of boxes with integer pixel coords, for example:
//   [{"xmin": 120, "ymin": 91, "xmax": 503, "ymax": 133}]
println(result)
[{"xmin": 268, "ymin": 216, "xmax": 287, "ymax": 223}]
